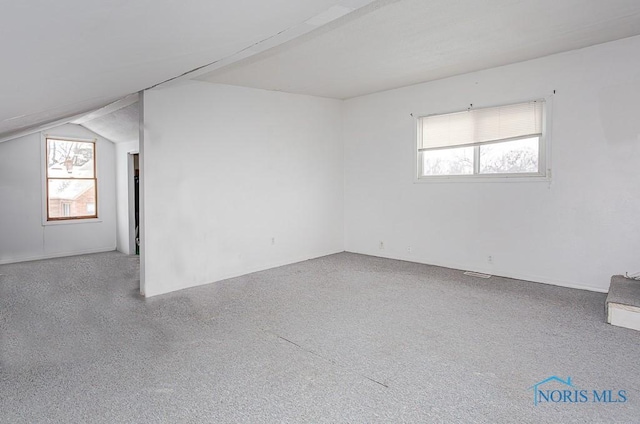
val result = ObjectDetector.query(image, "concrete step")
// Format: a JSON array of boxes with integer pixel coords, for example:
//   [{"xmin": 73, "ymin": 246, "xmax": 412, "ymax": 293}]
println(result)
[{"xmin": 606, "ymin": 275, "xmax": 640, "ymax": 332}]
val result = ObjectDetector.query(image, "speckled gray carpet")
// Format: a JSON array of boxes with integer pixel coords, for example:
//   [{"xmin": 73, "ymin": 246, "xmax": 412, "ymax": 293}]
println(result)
[{"xmin": 1, "ymin": 252, "xmax": 638, "ymax": 423}]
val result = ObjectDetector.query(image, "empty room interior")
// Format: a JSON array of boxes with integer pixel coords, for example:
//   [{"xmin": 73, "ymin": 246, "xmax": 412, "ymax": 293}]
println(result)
[{"xmin": 2, "ymin": 0, "xmax": 640, "ymax": 422}]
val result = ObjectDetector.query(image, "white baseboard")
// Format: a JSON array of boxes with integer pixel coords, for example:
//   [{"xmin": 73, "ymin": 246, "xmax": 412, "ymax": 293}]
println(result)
[
  {"xmin": 0, "ymin": 247, "xmax": 117, "ymax": 265},
  {"xmin": 345, "ymin": 250, "xmax": 608, "ymax": 293},
  {"xmin": 143, "ymin": 248, "xmax": 344, "ymax": 298},
  {"xmin": 4, "ymin": 247, "xmax": 608, "ymax": 297}
]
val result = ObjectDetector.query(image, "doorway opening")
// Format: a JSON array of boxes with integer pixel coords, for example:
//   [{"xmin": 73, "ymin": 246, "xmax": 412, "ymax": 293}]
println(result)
[{"xmin": 128, "ymin": 153, "xmax": 140, "ymax": 255}]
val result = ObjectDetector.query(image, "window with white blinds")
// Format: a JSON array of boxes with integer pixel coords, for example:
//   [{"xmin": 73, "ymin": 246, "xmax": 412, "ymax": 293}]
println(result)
[{"xmin": 416, "ymin": 100, "xmax": 547, "ymax": 180}]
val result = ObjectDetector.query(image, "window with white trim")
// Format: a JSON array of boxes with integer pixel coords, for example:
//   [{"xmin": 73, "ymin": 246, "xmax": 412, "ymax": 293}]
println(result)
[
  {"xmin": 45, "ymin": 137, "xmax": 97, "ymax": 220},
  {"xmin": 417, "ymin": 100, "xmax": 547, "ymax": 180}
]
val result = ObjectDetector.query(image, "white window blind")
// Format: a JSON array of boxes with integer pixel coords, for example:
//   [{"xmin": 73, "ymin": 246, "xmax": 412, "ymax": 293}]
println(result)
[{"xmin": 420, "ymin": 100, "xmax": 544, "ymax": 150}]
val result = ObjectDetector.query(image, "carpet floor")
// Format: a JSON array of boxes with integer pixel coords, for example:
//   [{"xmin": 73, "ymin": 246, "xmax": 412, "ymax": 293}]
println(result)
[{"xmin": 1, "ymin": 251, "xmax": 638, "ymax": 423}]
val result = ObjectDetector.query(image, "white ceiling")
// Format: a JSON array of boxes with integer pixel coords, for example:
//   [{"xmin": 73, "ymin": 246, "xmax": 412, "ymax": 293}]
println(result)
[
  {"xmin": 197, "ymin": 0, "xmax": 640, "ymax": 99},
  {"xmin": 0, "ymin": 0, "xmax": 371, "ymax": 140},
  {"xmin": 78, "ymin": 102, "xmax": 139, "ymax": 144}
]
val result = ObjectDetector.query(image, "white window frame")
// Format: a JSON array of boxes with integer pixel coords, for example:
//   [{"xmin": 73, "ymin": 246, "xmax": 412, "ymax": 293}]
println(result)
[
  {"xmin": 414, "ymin": 97, "xmax": 553, "ymax": 183},
  {"xmin": 41, "ymin": 133, "xmax": 102, "ymax": 226}
]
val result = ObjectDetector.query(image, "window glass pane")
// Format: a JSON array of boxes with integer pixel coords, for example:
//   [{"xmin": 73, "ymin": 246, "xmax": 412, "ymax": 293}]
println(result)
[
  {"xmin": 48, "ymin": 179, "xmax": 96, "ymax": 218},
  {"xmin": 421, "ymin": 146, "xmax": 474, "ymax": 176},
  {"xmin": 47, "ymin": 139, "xmax": 94, "ymax": 178},
  {"xmin": 479, "ymin": 137, "xmax": 539, "ymax": 174}
]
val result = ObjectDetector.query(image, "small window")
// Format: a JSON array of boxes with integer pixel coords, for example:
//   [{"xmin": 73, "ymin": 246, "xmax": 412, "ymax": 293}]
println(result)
[
  {"xmin": 417, "ymin": 100, "xmax": 547, "ymax": 180},
  {"xmin": 62, "ymin": 202, "xmax": 71, "ymax": 217},
  {"xmin": 46, "ymin": 138, "xmax": 97, "ymax": 220}
]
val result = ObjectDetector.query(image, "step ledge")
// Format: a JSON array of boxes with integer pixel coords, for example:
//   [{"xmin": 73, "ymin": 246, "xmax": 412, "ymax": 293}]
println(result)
[{"xmin": 608, "ymin": 303, "xmax": 640, "ymax": 331}]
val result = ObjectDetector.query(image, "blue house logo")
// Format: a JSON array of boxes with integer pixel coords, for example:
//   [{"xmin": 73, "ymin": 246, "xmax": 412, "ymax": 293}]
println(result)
[
  {"xmin": 529, "ymin": 376, "xmax": 575, "ymax": 406},
  {"xmin": 529, "ymin": 376, "xmax": 628, "ymax": 405}
]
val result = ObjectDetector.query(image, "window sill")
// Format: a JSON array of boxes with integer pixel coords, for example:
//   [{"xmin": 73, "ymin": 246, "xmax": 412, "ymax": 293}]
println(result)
[
  {"xmin": 414, "ymin": 174, "xmax": 551, "ymax": 184},
  {"xmin": 42, "ymin": 218, "xmax": 103, "ymax": 226}
]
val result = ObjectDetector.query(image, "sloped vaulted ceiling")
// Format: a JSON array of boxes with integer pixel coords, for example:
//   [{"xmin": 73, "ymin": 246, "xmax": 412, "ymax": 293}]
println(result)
[
  {"xmin": 5, "ymin": 0, "xmax": 640, "ymax": 142},
  {"xmin": 0, "ymin": 0, "xmax": 370, "ymax": 140},
  {"xmin": 77, "ymin": 102, "xmax": 140, "ymax": 145},
  {"xmin": 197, "ymin": 0, "xmax": 640, "ymax": 99}
]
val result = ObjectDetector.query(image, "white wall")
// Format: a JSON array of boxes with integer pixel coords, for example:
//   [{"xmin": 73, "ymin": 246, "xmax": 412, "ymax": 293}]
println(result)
[
  {"xmin": 344, "ymin": 36, "xmax": 640, "ymax": 292},
  {"xmin": 115, "ymin": 140, "xmax": 139, "ymax": 254},
  {"xmin": 0, "ymin": 124, "xmax": 117, "ymax": 264},
  {"xmin": 141, "ymin": 82, "xmax": 344, "ymax": 297}
]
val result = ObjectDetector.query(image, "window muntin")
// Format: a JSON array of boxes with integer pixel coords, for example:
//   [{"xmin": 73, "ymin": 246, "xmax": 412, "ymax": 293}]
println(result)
[
  {"xmin": 417, "ymin": 100, "xmax": 546, "ymax": 180},
  {"xmin": 46, "ymin": 138, "xmax": 97, "ymax": 220}
]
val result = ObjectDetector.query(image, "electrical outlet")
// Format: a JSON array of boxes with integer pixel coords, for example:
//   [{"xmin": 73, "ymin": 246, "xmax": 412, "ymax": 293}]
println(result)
[
  {"xmin": 271, "ymin": 237, "xmax": 276, "ymax": 245},
  {"xmin": 487, "ymin": 255, "xmax": 493, "ymax": 264},
  {"xmin": 407, "ymin": 246, "xmax": 412, "ymax": 253},
  {"xmin": 379, "ymin": 241, "xmax": 384, "ymax": 250}
]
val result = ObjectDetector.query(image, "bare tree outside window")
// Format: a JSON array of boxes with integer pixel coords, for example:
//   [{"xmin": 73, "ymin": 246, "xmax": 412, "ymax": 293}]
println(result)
[
  {"xmin": 479, "ymin": 137, "xmax": 539, "ymax": 174},
  {"xmin": 46, "ymin": 138, "xmax": 97, "ymax": 220},
  {"xmin": 421, "ymin": 137, "xmax": 540, "ymax": 177},
  {"xmin": 422, "ymin": 146, "xmax": 474, "ymax": 176}
]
